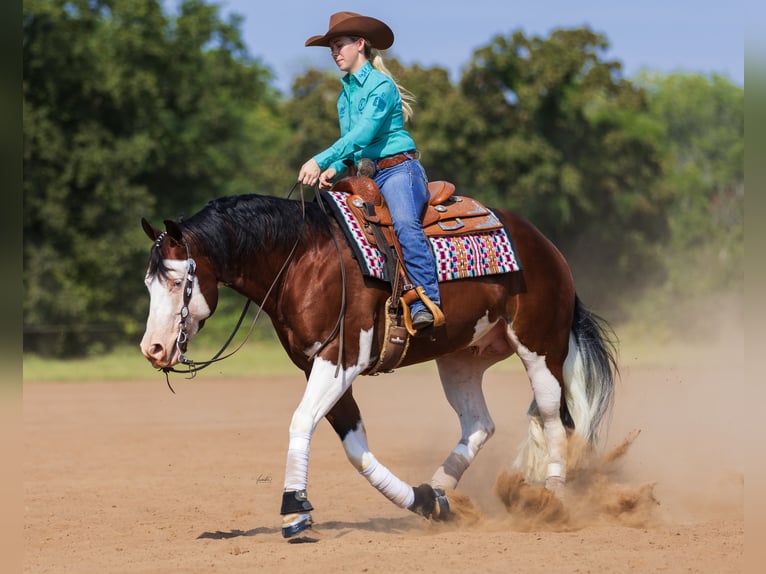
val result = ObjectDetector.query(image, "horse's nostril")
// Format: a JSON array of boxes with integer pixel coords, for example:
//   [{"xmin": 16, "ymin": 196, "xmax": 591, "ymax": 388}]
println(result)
[{"xmin": 148, "ymin": 343, "xmax": 164, "ymax": 360}]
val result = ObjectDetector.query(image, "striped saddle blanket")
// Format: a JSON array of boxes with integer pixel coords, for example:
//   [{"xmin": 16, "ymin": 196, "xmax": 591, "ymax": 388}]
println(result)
[{"xmin": 321, "ymin": 189, "xmax": 522, "ymax": 282}]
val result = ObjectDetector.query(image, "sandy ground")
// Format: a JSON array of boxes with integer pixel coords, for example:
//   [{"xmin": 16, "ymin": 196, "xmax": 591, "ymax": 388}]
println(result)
[{"xmin": 24, "ymin": 350, "xmax": 744, "ymax": 573}]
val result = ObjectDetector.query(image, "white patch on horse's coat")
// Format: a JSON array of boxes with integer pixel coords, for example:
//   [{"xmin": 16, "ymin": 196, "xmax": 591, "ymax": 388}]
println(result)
[
  {"xmin": 465, "ymin": 312, "xmax": 516, "ymax": 357},
  {"xmin": 468, "ymin": 312, "xmax": 498, "ymax": 346},
  {"xmin": 140, "ymin": 259, "xmax": 211, "ymax": 363},
  {"xmin": 283, "ymin": 327, "xmax": 374, "ymax": 493},
  {"xmin": 341, "ymin": 423, "xmax": 370, "ymax": 469},
  {"xmin": 303, "ymin": 341, "xmax": 323, "ymax": 358},
  {"xmin": 342, "ymin": 422, "xmax": 415, "ymax": 508},
  {"xmin": 508, "ymin": 326, "xmax": 568, "ymax": 481}
]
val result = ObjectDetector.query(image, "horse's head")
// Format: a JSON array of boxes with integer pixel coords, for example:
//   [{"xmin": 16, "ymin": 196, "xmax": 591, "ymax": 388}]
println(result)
[{"xmin": 139, "ymin": 218, "xmax": 219, "ymax": 369}]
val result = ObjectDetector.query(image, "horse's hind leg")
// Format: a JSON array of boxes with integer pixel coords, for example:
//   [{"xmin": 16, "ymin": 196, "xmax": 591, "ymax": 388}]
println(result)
[
  {"xmin": 327, "ymin": 389, "xmax": 449, "ymax": 519},
  {"xmin": 431, "ymin": 351, "xmax": 497, "ymax": 490},
  {"xmin": 509, "ymin": 328, "xmax": 569, "ymax": 491}
]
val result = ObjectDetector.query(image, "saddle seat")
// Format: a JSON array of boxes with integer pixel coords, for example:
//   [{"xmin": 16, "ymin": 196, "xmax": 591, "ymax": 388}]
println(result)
[{"xmin": 330, "ymin": 176, "xmax": 503, "ymax": 240}]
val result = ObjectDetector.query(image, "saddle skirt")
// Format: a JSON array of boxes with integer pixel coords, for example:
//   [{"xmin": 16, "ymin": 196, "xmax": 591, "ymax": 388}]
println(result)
[{"xmin": 321, "ymin": 176, "xmax": 521, "ymax": 283}]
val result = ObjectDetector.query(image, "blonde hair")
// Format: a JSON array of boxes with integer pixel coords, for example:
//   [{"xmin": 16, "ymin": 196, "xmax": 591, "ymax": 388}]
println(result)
[{"xmin": 362, "ymin": 41, "xmax": 415, "ymax": 122}]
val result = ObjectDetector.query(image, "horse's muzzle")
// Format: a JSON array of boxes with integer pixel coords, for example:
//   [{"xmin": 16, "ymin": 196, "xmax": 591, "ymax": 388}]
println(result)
[{"xmin": 140, "ymin": 341, "xmax": 179, "ymax": 370}]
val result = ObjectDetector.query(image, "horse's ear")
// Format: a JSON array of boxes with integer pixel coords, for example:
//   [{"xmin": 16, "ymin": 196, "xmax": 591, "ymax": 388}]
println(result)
[
  {"xmin": 163, "ymin": 219, "xmax": 183, "ymax": 242},
  {"xmin": 141, "ymin": 217, "xmax": 162, "ymax": 241}
]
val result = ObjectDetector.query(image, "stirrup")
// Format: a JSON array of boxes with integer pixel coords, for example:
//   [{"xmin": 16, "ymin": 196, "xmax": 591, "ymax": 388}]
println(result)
[{"xmin": 401, "ymin": 286, "xmax": 445, "ymax": 336}]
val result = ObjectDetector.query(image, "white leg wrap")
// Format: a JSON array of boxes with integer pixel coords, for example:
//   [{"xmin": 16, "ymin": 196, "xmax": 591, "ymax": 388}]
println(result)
[
  {"xmin": 342, "ymin": 424, "xmax": 414, "ymax": 508},
  {"xmin": 284, "ymin": 432, "xmax": 311, "ymax": 491},
  {"xmin": 547, "ymin": 462, "xmax": 564, "ymax": 478},
  {"xmin": 361, "ymin": 458, "xmax": 415, "ymax": 509}
]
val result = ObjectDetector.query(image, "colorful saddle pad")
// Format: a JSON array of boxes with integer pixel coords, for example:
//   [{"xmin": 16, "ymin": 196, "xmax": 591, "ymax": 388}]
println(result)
[{"xmin": 322, "ymin": 190, "xmax": 522, "ymax": 282}]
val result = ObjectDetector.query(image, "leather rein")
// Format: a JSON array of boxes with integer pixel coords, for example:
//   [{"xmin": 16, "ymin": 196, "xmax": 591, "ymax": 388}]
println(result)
[{"xmin": 159, "ymin": 183, "xmax": 348, "ymax": 390}]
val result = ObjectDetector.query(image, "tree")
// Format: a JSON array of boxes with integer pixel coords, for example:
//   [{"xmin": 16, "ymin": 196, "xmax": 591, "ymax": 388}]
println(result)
[
  {"xmin": 392, "ymin": 62, "xmax": 487, "ymax": 191},
  {"xmin": 23, "ymin": 0, "xmax": 278, "ymax": 355},
  {"xmin": 631, "ymin": 72, "xmax": 744, "ymax": 331},
  {"xmin": 281, "ymin": 69, "xmax": 352, "ymax": 174},
  {"xmin": 457, "ymin": 28, "xmax": 670, "ymax": 314}
]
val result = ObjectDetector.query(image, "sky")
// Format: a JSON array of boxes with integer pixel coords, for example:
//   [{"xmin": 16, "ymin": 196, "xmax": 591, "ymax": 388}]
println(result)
[{"xmin": 208, "ymin": 0, "xmax": 744, "ymax": 93}]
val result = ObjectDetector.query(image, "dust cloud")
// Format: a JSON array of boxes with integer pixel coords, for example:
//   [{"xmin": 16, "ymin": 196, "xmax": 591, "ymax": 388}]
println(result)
[{"xmin": 436, "ymin": 429, "xmax": 662, "ymax": 532}]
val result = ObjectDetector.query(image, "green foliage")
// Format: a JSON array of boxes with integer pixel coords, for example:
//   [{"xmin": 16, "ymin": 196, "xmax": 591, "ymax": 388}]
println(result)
[
  {"xmin": 23, "ymin": 0, "xmax": 280, "ymax": 355},
  {"xmin": 282, "ymin": 69, "xmax": 346, "ymax": 172},
  {"xmin": 452, "ymin": 28, "xmax": 670, "ymax": 315},
  {"xmin": 629, "ymin": 72, "xmax": 744, "ymax": 332}
]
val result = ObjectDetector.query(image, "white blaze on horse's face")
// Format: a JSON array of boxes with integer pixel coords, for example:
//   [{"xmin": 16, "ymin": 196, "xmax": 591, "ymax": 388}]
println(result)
[{"xmin": 140, "ymin": 259, "xmax": 211, "ymax": 368}]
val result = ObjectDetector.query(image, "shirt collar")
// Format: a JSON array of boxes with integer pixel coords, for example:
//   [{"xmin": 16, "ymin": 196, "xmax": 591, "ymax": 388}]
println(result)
[{"xmin": 343, "ymin": 61, "xmax": 373, "ymax": 88}]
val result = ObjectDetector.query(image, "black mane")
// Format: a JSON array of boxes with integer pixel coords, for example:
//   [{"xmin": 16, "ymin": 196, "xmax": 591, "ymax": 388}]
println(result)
[{"xmin": 147, "ymin": 194, "xmax": 333, "ymax": 279}]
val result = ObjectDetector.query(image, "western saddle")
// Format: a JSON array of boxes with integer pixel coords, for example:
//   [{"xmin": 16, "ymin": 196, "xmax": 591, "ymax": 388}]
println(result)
[{"xmin": 326, "ymin": 173, "xmax": 503, "ymax": 375}]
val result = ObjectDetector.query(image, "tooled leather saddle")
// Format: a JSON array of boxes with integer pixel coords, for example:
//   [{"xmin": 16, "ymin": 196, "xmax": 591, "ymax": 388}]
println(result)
[
  {"xmin": 330, "ymin": 176, "xmax": 504, "ymax": 246},
  {"xmin": 325, "ymin": 174, "xmax": 505, "ymax": 375}
]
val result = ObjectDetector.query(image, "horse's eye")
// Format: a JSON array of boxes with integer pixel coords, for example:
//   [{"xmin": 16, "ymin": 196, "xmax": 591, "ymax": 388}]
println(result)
[{"xmin": 172, "ymin": 279, "xmax": 183, "ymax": 288}]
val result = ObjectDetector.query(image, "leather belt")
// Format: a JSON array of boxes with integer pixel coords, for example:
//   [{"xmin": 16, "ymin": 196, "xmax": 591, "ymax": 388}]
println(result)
[{"xmin": 376, "ymin": 150, "xmax": 418, "ymax": 170}]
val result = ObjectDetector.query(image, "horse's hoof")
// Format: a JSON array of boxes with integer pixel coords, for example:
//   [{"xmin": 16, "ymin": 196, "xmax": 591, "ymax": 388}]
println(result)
[
  {"xmin": 431, "ymin": 488, "xmax": 451, "ymax": 521},
  {"xmin": 409, "ymin": 484, "xmax": 451, "ymax": 520},
  {"xmin": 281, "ymin": 512, "xmax": 313, "ymax": 538}
]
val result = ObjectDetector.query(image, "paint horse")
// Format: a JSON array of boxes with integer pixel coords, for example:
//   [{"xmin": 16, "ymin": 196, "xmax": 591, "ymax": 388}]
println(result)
[{"xmin": 139, "ymin": 186, "xmax": 617, "ymax": 538}]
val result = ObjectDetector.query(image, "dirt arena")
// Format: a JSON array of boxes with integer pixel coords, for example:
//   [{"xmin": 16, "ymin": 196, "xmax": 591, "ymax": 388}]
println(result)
[{"xmin": 24, "ymin": 342, "xmax": 744, "ymax": 573}]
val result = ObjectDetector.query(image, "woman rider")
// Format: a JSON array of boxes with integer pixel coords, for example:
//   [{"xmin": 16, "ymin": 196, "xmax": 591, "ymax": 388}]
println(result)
[{"xmin": 298, "ymin": 11, "xmax": 443, "ymax": 333}]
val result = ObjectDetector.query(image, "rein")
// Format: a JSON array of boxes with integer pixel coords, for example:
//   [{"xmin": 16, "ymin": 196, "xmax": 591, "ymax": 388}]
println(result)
[
  {"xmin": 160, "ymin": 181, "xmax": 349, "ymax": 388},
  {"xmin": 302, "ymin": 186, "xmax": 348, "ymax": 377}
]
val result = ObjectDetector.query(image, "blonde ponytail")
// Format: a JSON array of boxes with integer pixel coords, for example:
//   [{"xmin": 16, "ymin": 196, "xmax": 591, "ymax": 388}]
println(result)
[{"xmin": 365, "ymin": 43, "xmax": 415, "ymax": 122}]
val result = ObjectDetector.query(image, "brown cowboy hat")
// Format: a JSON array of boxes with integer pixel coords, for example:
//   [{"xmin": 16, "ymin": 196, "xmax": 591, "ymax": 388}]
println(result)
[{"xmin": 305, "ymin": 11, "xmax": 394, "ymax": 50}]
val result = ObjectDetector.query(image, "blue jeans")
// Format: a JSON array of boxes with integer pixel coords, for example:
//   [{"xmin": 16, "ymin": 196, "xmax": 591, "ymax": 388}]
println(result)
[{"xmin": 374, "ymin": 159, "xmax": 440, "ymax": 314}]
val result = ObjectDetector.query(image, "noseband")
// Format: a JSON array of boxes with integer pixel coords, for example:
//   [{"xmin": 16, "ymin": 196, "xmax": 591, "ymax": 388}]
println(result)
[{"xmin": 153, "ymin": 230, "xmax": 256, "ymax": 391}]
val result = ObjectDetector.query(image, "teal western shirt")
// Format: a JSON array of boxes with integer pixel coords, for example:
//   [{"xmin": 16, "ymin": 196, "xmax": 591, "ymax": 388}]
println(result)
[{"xmin": 313, "ymin": 61, "xmax": 416, "ymax": 176}]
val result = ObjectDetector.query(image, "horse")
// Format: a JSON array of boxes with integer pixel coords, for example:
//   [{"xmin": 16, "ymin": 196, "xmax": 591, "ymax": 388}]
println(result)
[{"xmin": 139, "ymin": 188, "xmax": 617, "ymax": 538}]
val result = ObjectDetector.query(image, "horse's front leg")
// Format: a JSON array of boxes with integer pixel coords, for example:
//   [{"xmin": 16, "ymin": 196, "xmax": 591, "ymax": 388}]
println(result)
[
  {"xmin": 326, "ymin": 388, "xmax": 450, "ymax": 520},
  {"xmin": 281, "ymin": 349, "xmax": 368, "ymax": 537}
]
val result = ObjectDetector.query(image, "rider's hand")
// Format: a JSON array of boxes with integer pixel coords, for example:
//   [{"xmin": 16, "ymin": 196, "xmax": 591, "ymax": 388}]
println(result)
[
  {"xmin": 298, "ymin": 158, "xmax": 321, "ymax": 186},
  {"xmin": 318, "ymin": 168, "xmax": 337, "ymax": 190}
]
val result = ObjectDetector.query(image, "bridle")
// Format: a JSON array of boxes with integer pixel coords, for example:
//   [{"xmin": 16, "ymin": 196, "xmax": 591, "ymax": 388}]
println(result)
[
  {"xmin": 154, "ymin": 230, "xmax": 254, "ymax": 391},
  {"xmin": 154, "ymin": 182, "xmax": 349, "ymax": 391},
  {"xmin": 168, "ymin": 231, "xmax": 198, "ymax": 368}
]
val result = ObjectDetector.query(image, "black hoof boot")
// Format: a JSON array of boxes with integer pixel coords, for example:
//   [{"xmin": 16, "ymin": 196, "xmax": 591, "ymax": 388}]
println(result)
[
  {"xmin": 408, "ymin": 484, "xmax": 451, "ymax": 520},
  {"xmin": 280, "ymin": 490, "xmax": 314, "ymax": 538}
]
